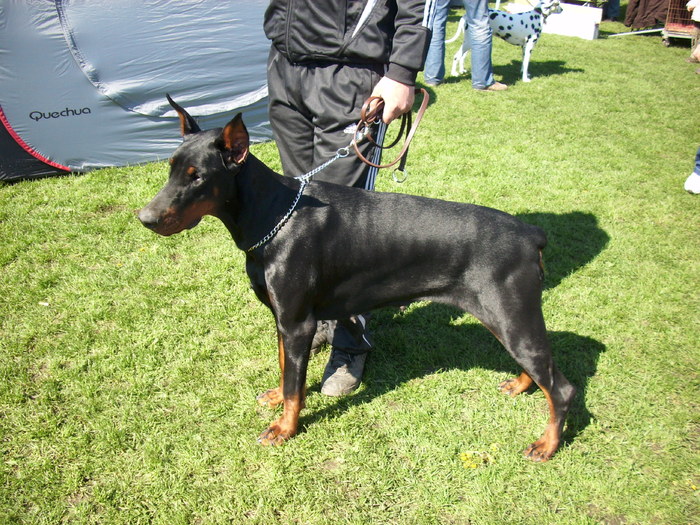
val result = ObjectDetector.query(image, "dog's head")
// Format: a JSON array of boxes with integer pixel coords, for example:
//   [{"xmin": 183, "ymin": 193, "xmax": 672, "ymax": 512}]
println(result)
[
  {"xmin": 138, "ymin": 96, "xmax": 250, "ymax": 236},
  {"xmin": 539, "ymin": 0, "xmax": 562, "ymax": 17}
]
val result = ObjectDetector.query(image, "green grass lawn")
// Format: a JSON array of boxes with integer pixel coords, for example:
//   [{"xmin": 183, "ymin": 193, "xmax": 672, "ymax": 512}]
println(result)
[{"xmin": 1, "ymin": 13, "xmax": 699, "ymax": 525}]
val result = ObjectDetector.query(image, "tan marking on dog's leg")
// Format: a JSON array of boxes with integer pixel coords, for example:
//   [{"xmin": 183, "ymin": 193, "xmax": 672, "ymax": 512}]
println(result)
[
  {"xmin": 258, "ymin": 392, "xmax": 304, "ymax": 446},
  {"xmin": 499, "ymin": 371, "xmax": 534, "ymax": 397},
  {"xmin": 523, "ymin": 387, "xmax": 560, "ymax": 462}
]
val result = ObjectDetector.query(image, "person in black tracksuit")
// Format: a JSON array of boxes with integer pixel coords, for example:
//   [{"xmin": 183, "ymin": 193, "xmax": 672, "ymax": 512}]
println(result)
[{"xmin": 264, "ymin": 0, "xmax": 435, "ymax": 396}]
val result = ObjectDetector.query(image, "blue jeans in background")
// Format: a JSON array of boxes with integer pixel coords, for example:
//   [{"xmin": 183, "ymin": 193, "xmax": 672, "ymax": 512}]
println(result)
[
  {"xmin": 603, "ymin": 0, "xmax": 620, "ymax": 20},
  {"xmin": 463, "ymin": 0, "xmax": 495, "ymax": 89},
  {"xmin": 424, "ymin": 0, "xmax": 451, "ymax": 85}
]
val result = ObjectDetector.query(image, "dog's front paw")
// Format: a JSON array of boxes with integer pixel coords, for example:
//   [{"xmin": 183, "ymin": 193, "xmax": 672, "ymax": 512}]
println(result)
[
  {"xmin": 257, "ymin": 427, "xmax": 288, "ymax": 446},
  {"xmin": 256, "ymin": 387, "xmax": 284, "ymax": 408},
  {"xmin": 257, "ymin": 421, "xmax": 295, "ymax": 446},
  {"xmin": 523, "ymin": 436, "xmax": 558, "ymax": 462},
  {"xmin": 498, "ymin": 373, "xmax": 533, "ymax": 397}
]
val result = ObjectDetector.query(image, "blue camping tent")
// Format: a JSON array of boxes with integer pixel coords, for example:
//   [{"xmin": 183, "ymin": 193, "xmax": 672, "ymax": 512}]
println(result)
[{"xmin": 0, "ymin": 0, "xmax": 271, "ymax": 180}]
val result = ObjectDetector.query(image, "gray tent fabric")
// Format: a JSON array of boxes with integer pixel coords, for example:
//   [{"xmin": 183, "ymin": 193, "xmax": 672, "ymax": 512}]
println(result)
[{"xmin": 0, "ymin": 0, "xmax": 271, "ymax": 181}]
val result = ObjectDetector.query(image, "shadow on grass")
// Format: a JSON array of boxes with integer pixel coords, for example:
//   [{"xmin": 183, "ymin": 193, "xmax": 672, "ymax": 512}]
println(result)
[
  {"xmin": 421, "ymin": 60, "xmax": 585, "ymax": 93},
  {"xmin": 300, "ymin": 211, "xmax": 608, "ymax": 451},
  {"xmin": 304, "ymin": 308, "xmax": 602, "ymax": 452},
  {"xmin": 596, "ymin": 27, "xmax": 660, "ymax": 38},
  {"xmin": 518, "ymin": 211, "xmax": 610, "ymax": 290},
  {"xmin": 495, "ymin": 60, "xmax": 586, "ymax": 84}
]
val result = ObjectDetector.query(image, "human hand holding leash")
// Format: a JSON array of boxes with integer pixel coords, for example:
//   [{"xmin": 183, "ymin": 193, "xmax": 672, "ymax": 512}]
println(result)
[
  {"xmin": 353, "ymin": 87, "xmax": 429, "ymax": 170},
  {"xmin": 369, "ymin": 76, "xmax": 415, "ymax": 124}
]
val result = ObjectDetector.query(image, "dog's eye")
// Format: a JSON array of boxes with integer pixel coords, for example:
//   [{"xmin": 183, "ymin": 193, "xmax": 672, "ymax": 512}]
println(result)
[{"xmin": 186, "ymin": 167, "xmax": 201, "ymax": 183}]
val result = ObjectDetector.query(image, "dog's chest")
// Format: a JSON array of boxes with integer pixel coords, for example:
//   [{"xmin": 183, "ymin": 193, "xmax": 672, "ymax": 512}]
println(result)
[{"xmin": 488, "ymin": 10, "xmax": 542, "ymax": 46}]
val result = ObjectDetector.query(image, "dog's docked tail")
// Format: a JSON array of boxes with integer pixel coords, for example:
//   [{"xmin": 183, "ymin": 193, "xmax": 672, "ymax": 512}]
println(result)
[
  {"xmin": 529, "ymin": 225, "xmax": 548, "ymax": 281},
  {"xmin": 531, "ymin": 225, "xmax": 547, "ymax": 251}
]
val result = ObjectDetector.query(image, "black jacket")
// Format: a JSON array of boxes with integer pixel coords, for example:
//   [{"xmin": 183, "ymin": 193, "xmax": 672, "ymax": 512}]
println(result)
[{"xmin": 264, "ymin": 0, "xmax": 433, "ymax": 86}]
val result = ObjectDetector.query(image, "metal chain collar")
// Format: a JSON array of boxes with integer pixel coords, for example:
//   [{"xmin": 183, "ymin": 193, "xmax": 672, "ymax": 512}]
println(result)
[
  {"xmin": 245, "ymin": 146, "xmax": 350, "ymax": 252},
  {"xmin": 245, "ymin": 91, "xmax": 428, "ymax": 252}
]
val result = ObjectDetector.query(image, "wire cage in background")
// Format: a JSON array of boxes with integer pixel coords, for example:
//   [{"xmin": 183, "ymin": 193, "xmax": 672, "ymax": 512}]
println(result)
[{"xmin": 663, "ymin": 0, "xmax": 695, "ymax": 45}]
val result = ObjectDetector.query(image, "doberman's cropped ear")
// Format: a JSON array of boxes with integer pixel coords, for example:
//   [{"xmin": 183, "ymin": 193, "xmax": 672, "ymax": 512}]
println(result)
[
  {"xmin": 217, "ymin": 113, "xmax": 249, "ymax": 170},
  {"xmin": 166, "ymin": 94, "xmax": 201, "ymax": 136}
]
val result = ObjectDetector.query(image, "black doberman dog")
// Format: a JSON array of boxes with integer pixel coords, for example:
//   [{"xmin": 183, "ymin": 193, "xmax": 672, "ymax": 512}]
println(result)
[{"xmin": 138, "ymin": 97, "xmax": 576, "ymax": 461}]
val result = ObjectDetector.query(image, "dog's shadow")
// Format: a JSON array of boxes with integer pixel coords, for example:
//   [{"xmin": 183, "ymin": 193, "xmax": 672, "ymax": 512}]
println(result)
[
  {"xmin": 301, "ymin": 211, "xmax": 609, "ymax": 448},
  {"xmin": 518, "ymin": 211, "xmax": 609, "ymax": 290},
  {"xmin": 303, "ymin": 311, "xmax": 602, "ymax": 451},
  {"xmin": 423, "ymin": 60, "xmax": 585, "ymax": 92},
  {"xmin": 495, "ymin": 60, "xmax": 586, "ymax": 84}
]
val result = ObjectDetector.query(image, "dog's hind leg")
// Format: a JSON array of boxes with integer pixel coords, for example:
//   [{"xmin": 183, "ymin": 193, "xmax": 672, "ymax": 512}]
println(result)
[
  {"xmin": 460, "ymin": 47, "xmax": 469, "ymax": 75},
  {"xmin": 451, "ymin": 48, "xmax": 469, "ymax": 76},
  {"xmin": 451, "ymin": 26, "xmax": 472, "ymax": 77},
  {"xmin": 496, "ymin": 315, "xmax": 574, "ymax": 460},
  {"xmin": 499, "ymin": 370, "xmax": 534, "ymax": 396},
  {"xmin": 521, "ymin": 37, "xmax": 537, "ymax": 82},
  {"xmin": 472, "ymin": 280, "xmax": 575, "ymax": 461}
]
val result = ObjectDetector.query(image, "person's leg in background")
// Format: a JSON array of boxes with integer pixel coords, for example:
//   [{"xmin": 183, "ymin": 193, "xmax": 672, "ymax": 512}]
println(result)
[
  {"xmin": 424, "ymin": 0, "xmax": 452, "ymax": 86},
  {"xmin": 684, "ymin": 146, "xmax": 700, "ymax": 194},
  {"xmin": 603, "ymin": 0, "xmax": 620, "ymax": 21},
  {"xmin": 463, "ymin": 0, "xmax": 507, "ymax": 91}
]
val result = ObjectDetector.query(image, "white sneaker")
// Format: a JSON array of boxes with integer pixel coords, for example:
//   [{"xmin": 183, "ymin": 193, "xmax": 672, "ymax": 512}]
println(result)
[{"xmin": 684, "ymin": 172, "xmax": 700, "ymax": 194}]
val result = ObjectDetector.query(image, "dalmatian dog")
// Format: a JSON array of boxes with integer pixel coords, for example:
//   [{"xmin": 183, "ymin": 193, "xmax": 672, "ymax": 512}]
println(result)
[{"xmin": 447, "ymin": 0, "xmax": 563, "ymax": 83}]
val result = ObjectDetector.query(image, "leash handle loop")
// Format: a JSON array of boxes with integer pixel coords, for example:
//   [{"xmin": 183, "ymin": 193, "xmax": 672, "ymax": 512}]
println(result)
[{"xmin": 352, "ymin": 88, "xmax": 429, "ymax": 170}]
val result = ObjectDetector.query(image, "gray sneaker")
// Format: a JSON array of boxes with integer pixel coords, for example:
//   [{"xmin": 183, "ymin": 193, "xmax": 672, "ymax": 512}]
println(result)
[
  {"xmin": 310, "ymin": 320, "xmax": 331, "ymax": 357},
  {"xmin": 320, "ymin": 348, "xmax": 367, "ymax": 396}
]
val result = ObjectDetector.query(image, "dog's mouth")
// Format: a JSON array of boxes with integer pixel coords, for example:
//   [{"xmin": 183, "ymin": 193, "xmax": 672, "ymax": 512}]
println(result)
[
  {"xmin": 155, "ymin": 217, "xmax": 201, "ymax": 236},
  {"xmin": 139, "ymin": 196, "xmax": 217, "ymax": 236},
  {"xmin": 185, "ymin": 218, "xmax": 201, "ymax": 230},
  {"xmin": 138, "ymin": 208, "xmax": 202, "ymax": 237}
]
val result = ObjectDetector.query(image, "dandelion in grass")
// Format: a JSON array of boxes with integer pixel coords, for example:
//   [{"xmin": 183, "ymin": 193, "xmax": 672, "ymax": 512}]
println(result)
[{"xmin": 460, "ymin": 444, "xmax": 499, "ymax": 469}]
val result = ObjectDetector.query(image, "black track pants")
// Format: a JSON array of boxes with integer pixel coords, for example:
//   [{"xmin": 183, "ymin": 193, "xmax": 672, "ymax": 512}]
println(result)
[{"xmin": 267, "ymin": 46, "xmax": 385, "ymax": 190}]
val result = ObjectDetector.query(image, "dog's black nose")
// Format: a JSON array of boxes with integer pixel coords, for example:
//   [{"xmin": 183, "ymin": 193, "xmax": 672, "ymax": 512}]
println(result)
[{"xmin": 137, "ymin": 207, "xmax": 160, "ymax": 229}]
